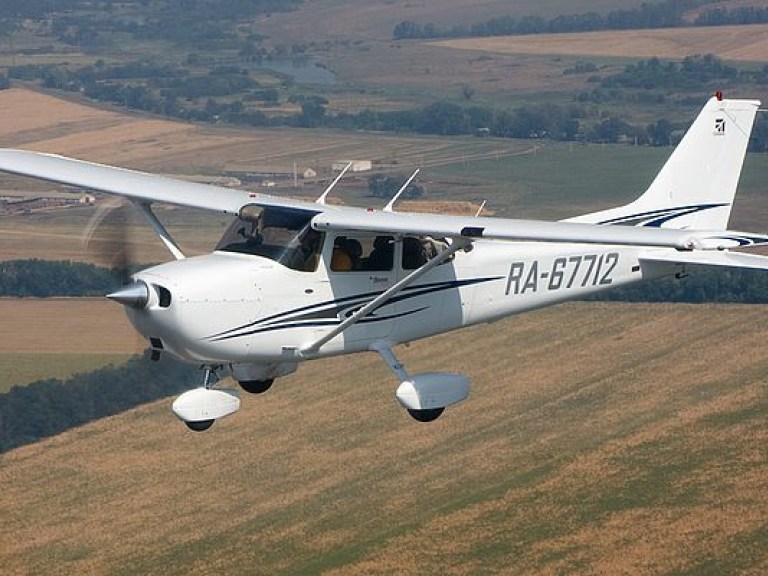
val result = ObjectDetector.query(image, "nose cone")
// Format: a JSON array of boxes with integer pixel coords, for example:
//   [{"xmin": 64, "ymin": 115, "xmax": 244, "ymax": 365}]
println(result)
[{"xmin": 107, "ymin": 281, "xmax": 149, "ymax": 309}]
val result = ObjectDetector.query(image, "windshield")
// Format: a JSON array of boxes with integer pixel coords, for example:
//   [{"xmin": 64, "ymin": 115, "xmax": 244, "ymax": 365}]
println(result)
[{"xmin": 215, "ymin": 205, "xmax": 323, "ymax": 272}]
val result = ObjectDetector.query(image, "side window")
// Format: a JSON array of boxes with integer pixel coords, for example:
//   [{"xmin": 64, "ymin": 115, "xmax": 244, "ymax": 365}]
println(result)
[
  {"xmin": 331, "ymin": 235, "xmax": 394, "ymax": 272},
  {"xmin": 402, "ymin": 236, "xmax": 450, "ymax": 270}
]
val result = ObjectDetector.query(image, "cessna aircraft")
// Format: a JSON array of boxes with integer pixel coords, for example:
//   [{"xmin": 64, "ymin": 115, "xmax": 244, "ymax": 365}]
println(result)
[{"xmin": 0, "ymin": 94, "xmax": 766, "ymax": 430}]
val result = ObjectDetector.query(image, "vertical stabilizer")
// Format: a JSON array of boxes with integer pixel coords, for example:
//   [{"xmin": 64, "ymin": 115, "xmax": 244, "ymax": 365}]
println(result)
[{"xmin": 569, "ymin": 96, "xmax": 761, "ymax": 230}]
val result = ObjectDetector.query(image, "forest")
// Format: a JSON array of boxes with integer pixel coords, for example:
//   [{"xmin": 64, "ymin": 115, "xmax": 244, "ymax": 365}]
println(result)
[
  {"xmin": 393, "ymin": 1, "xmax": 768, "ymax": 39},
  {"xmin": 0, "ymin": 351, "xmax": 196, "ymax": 453},
  {"xmin": 8, "ymin": 55, "xmax": 768, "ymax": 151}
]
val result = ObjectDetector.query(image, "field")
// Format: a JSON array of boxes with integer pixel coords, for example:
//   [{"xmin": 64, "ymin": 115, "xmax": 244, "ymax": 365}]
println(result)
[
  {"xmin": 0, "ymin": 298, "xmax": 143, "ymax": 391},
  {"xmin": 271, "ymin": 0, "xmax": 644, "ymax": 41},
  {"xmin": 2, "ymin": 3, "xmax": 768, "ymax": 573},
  {"xmin": 2, "ymin": 303, "xmax": 768, "ymax": 574},
  {"xmin": 3, "ymin": 87, "xmax": 768, "ymax": 266},
  {"xmin": 433, "ymin": 24, "xmax": 768, "ymax": 62}
]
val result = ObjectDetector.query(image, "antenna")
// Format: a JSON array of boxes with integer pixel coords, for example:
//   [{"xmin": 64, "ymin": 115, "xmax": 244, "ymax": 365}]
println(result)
[
  {"xmin": 316, "ymin": 161, "xmax": 352, "ymax": 205},
  {"xmin": 383, "ymin": 168, "xmax": 420, "ymax": 213},
  {"xmin": 474, "ymin": 200, "xmax": 487, "ymax": 218}
]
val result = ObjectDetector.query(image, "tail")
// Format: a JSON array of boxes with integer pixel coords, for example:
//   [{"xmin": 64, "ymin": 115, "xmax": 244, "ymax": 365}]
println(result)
[{"xmin": 568, "ymin": 95, "xmax": 761, "ymax": 230}]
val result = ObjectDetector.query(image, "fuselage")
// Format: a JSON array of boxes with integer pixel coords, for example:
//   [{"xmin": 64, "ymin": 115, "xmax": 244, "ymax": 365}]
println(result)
[{"xmin": 126, "ymin": 236, "xmax": 675, "ymax": 366}]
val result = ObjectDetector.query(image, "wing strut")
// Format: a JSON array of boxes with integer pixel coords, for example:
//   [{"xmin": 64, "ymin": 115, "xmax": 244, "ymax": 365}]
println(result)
[
  {"xmin": 134, "ymin": 201, "xmax": 186, "ymax": 260},
  {"xmin": 300, "ymin": 237, "xmax": 471, "ymax": 356},
  {"xmin": 316, "ymin": 161, "xmax": 352, "ymax": 205},
  {"xmin": 383, "ymin": 168, "xmax": 420, "ymax": 213}
]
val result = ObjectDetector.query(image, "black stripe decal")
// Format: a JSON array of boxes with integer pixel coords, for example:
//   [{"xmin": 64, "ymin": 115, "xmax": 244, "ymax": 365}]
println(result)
[
  {"xmin": 597, "ymin": 203, "xmax": 728, "ymax": 227},
  {"xmin": 205, "ymin": 276, "xmax": 501, "ymax": 341}
]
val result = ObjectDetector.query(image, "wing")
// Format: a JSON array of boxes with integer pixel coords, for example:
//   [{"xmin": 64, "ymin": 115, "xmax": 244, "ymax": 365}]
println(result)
[
  {"xmin": 0, "ymin": 148, "xmax": 300, "ymax": 214},
  {"xmin": 2, "ymin": 147, "xmax": 767, "ymax": 252},
  {"xmin": 312, "ymin": 207, "xmax": 714, "ymax": 250}
]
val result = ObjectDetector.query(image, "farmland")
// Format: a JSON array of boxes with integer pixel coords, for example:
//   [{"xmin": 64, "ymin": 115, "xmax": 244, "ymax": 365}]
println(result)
[
  {"xmin": 0, "ymin": 298, "xmax": 142, "ymax": 391},
  {"xmin": 2, "ymin": 87, "xmax": 768, "ymax": 266},
  {"xmin": 2, "ymin": 303, "xmax": 768, "ymax": 573},
  {"xmin": 433, "ymin": 23, "xmax": 768, "ymax": 62},
  {"xmin": 2, "ymin": 1, "xmax": 768, "ymax": 572}
]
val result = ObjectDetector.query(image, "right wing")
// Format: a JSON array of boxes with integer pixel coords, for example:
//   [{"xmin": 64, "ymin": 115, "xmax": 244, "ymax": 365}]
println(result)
[{"xmin": 4, "ymin": 148, "xmax": 768, "ymax": 255}]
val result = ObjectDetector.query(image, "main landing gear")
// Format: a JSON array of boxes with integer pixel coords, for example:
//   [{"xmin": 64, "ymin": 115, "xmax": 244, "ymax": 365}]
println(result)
[
  {"xmin": 373, "ymin": 344, "xmax": 470, "ymax": 423},
  {"xmin": 238, "ymin": 378, "xmax": 274, "ymax": 394},
  {"xmin": 171, "ymin": 366, "xmax": 241, "ymax": 432}
]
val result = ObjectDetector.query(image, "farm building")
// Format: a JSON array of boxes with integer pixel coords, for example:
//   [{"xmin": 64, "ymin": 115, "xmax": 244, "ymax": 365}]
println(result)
[{"xmin": 332, "ymin": 160, "xmax": 372, "ymax": 172}]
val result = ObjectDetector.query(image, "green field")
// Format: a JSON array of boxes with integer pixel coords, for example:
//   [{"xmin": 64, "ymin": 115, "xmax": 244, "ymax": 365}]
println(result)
[{"xmin": 0, "ymin": 353, "xmax": 133, "ymax": 393}]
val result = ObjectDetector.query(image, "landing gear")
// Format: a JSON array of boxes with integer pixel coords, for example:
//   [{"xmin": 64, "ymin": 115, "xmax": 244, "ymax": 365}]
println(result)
[
  {"xmin": 171, "ymin": 366, "xmax": 240, "ymax": 432},
  {"xmin": 407, "ymin": 407, "xmax": 445, "ymax": 423},
  {"xmin": 372, "ymin": 344, "xmax": 470, "ymax": 423},
  {"xmin": 185, "ymin": 419, "xmax": 214, "ymax": 432},
  {"xmin": 238, "ymin": 378, "xmax": 274, "ymax": 394}
]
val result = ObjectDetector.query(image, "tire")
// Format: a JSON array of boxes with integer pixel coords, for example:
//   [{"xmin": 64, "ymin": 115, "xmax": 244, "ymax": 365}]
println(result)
[
  {"xmin": 185, "ymin": 419, "xmax": 214, "ymax": 432},
  {"xmin": 239, "ymin": 378, "xmax": 274, "ymax": 394},
  {"xmin": 407, "ymin": 407, "xmax": 445, "ymax": 422}
]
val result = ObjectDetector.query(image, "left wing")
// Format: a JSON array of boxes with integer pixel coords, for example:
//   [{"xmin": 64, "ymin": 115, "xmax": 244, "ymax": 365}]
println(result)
[{"xmin": 0, "ymin": 148, "xmax": 294, "ymax": 214}]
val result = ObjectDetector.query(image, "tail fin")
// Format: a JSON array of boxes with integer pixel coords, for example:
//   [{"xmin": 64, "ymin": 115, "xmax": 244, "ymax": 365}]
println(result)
[{"xmin": 569, "ymin": 96, "xmax": 761, "ymax": 230}]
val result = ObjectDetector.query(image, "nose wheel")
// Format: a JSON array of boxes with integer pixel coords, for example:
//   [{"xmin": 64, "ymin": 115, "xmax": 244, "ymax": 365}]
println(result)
[{"xmin": 185, "ymin": 419, "xmax": 214, "ymax": 431}]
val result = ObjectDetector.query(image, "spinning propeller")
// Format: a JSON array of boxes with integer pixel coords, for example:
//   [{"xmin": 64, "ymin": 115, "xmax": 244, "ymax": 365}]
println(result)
[{"xmin": 81, "ymin": 198, "xmax": 149, "ymax": 308}]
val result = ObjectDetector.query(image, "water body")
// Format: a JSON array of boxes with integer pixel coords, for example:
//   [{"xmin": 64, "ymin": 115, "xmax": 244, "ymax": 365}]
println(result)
[{"xmin": 252, "ymin": 58, "xmax": 336, "ymax": 85}]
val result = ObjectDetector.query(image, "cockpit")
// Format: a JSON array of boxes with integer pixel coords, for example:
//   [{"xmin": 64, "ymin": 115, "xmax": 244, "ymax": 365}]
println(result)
[
  {"xmin": 216, "ymin": 204, "xmax": 454, "ymax": 274},
  {"xmin": 215, "ymin": 205, "xmax": 323, "ymax": 272}
]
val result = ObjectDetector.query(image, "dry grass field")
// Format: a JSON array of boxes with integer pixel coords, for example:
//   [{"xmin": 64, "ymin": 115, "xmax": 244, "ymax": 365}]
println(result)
[
  {"xmin": 259, "ymin": 0, "xmax": 642, "ymax": 44},
  {"xmin": 0, "ymin": 88, "xmax": 536, "ymax": 262},
  {"xmin": 0, "ymin": 298, "xmax": 143, "ymax": 391},
  {"xmin": 2, "ymin": 302, "xmax": 768, "ymax": 574},
  {"xmin": 0, "ymin": 298, "xmax": 142, "ymax": 354},
  {"xmin": 433, "ymin": 23, "xmax": 768, "ymax": 62}
]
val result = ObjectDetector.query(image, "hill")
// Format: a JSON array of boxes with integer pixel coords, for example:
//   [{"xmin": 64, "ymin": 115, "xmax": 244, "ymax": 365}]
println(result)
[{"xmin": 2, "ymin": 302, "xmax": 768, "ymax": 574}]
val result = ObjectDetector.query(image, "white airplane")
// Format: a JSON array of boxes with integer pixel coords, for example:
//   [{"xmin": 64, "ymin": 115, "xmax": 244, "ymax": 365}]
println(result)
[{"xmin": 0, "ymin": 94, "xmax": 766, "ymax": 430}]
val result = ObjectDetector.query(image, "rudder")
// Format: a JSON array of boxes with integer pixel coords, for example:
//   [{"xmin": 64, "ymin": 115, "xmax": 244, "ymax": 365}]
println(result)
[{"xmin": 569, "ymin": 96, "xmax": 761, "ymax": 230}]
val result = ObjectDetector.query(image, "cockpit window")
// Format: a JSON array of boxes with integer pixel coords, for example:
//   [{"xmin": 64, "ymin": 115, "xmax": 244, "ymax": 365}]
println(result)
[
  {"xmin": 402, "ymin": 235, "xmax": 451, "ymax": 269},
  {"xmin": 216, "ymin": 205, "xmax": 323, "ymax": 272}
]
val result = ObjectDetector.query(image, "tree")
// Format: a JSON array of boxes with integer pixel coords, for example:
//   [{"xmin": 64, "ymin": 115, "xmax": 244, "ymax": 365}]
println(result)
[{"xmin": 647, "ymin": 118, "xmax": 674, "ymax": 147}]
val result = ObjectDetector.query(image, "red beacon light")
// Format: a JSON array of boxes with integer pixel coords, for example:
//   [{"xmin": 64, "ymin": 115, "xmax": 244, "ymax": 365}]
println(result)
[{"xmin": 716, "ymin": 90, "xmax": 724, "ymax": 101}]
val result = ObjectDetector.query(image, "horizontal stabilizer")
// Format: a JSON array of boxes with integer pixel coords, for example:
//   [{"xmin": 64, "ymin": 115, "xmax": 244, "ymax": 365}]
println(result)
[{"xmin": 640, "ymin": 250, "xmax": 768, "ymax": 271}]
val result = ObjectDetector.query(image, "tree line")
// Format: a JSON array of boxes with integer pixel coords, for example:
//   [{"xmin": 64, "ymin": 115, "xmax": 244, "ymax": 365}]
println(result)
[
  {"xmin": 10, "ymin": 53, "xmax": 767, "ymax": 151},
  {"xmin": 392, "ymin": 0, "xmax": 768, "ymax": 40},
  {"xmin": 4, "ymin": 257, "xmax": 768, "ymax": 304},
  {"xmin": 0, "ymin": 351, "xmax": 196, "ymax": 453},
  {"xmin": 0, "ymin": 259, "xmax": 121, "ymax": 297},
  {"xmin": 0, "ymin": 0, "xmax": 302, "ymax": 49}
]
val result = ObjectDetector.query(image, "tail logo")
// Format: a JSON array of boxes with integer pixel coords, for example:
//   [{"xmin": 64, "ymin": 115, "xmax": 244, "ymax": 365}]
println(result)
[{"xmin": 714, "ymin": 117, "xmax": 725, "ymax": 136}]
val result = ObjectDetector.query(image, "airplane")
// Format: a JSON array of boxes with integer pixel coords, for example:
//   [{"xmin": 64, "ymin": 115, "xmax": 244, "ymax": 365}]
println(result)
[{"xmin": 0, "ymin": 93, "xmax": 766, "ymax": 431}]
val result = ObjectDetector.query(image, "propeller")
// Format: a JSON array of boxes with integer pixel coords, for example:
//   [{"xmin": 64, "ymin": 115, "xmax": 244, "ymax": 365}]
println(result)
[
  {"xmin": 81, "ymin": 197, "xmax": 132, "ymax": 281},
  {"xmin": 81, "ymin": 198, "xmax": 149, "ymax": 308}
]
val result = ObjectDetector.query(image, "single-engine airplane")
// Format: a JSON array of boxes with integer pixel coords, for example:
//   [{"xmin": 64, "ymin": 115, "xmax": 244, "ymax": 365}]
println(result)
[{"xmin": 0, "ymin": 94, "xmax": 766, "ymax": 430}]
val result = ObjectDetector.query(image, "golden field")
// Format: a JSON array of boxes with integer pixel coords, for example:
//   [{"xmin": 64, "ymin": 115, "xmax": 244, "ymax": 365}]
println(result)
[
  {"xmin": 2, "ymin": 303, "xmax": 768, "ymax": 574},
  {"xmin": 433, "ymin": 23, "xmax": 768, "ymax": 61}
]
